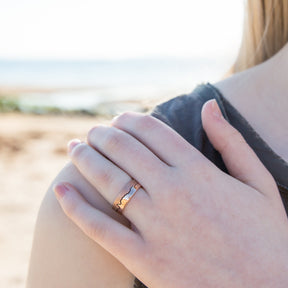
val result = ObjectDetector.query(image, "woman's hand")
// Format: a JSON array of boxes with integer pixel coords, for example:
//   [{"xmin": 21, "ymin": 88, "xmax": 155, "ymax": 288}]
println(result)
[{"xmin": 53, "ymin": 99, "xmax": 288, "ymax": 288}]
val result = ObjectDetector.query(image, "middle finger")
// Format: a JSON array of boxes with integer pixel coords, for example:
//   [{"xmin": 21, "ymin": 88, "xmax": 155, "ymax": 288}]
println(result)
[{"xmin": 87, "ymin": 124, "xmax": 169, "ymax": 191}]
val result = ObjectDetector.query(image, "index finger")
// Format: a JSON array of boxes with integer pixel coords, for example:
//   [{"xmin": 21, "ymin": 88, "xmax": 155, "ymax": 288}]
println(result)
[{"xmin": 111, "ymin": 112, "xmax": 204, "ymax": 167}]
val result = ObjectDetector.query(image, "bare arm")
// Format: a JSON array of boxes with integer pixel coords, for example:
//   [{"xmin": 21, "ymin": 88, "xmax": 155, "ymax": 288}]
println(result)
[{"xmin": 26, "ymin": 161, "xmax": 135, "ymax": 288}]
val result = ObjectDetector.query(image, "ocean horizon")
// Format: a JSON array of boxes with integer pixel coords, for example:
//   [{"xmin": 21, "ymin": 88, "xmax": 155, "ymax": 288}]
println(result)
[{"xmin": 0, "ymin": 57, "xmax": 230, "ymax": 112}]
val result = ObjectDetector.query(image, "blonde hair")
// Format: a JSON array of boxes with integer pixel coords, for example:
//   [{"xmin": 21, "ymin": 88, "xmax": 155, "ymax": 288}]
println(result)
[{"xmin": 228, "ymin": 0, "xmax": 288, "ymax": 75}]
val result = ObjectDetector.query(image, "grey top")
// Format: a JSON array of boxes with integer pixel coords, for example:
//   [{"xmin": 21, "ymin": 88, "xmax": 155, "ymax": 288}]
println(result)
[
  {"xmin": 134, "ymin": 82, "xmax": 288, "ymax": 288},
  {"xmin": 150, "ymin": 82, "xmax": 288, "ymax": 213}
]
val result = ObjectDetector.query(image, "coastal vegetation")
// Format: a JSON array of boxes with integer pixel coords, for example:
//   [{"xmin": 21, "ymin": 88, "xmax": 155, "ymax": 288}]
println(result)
[{"xmin": 0, "ymin": 94, "xmax": 153, "ymax": 116}]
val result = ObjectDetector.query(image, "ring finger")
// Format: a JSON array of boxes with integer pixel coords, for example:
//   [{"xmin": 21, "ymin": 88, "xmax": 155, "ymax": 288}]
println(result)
[{"xmin": 68, "ymin": 140, "xmax": 151, "ymax": 223}]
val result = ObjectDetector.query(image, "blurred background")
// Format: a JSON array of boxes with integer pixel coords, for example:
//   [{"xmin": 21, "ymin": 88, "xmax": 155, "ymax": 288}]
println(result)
[{"xmin": 0, "ymin": 0, "xmax": 244, "ymax": 287}]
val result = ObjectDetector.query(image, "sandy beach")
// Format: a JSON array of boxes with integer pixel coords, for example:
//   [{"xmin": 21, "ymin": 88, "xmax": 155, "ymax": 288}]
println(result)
[
  {"xmin": 0, "ymin": 113, "xmax": 113, "ymax": 288},
  {"xmin": 0, "ymin": 64, "xmax": 175, "ymax": 287}
]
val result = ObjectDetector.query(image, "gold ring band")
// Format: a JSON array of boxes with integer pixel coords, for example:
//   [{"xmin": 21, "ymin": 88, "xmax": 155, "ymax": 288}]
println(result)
[{"xmin": 112, "ymin": 179, "xmax": 141, "ymax": 214}]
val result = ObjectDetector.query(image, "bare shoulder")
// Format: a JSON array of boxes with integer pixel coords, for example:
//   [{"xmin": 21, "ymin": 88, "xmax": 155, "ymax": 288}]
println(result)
[{"xmin": 26, "ymin": 161, "xmax": 134, "ymax": 288}]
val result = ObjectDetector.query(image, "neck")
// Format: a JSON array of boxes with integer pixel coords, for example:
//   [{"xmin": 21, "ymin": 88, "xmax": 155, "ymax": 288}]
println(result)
[
  {"xmin": 258, "ymin": 43, "xmax": 288, "ymax": 107},
  {"xmin": 214, "ymin": 43, "xmax": 288, "ymax": 162},
  {"xmin": 216, "ymin": 42, "xmax": 288, "ymax": 117}
]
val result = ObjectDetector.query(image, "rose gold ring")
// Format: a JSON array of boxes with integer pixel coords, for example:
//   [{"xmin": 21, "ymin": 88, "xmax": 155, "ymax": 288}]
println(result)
[{"xmin": 112, "ymin": 179, "xmax": 141, "ymax": 214}]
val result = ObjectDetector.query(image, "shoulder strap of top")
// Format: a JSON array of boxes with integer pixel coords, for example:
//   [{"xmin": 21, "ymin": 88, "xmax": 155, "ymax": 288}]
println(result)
[{"xmin": 150, "ymin": 82, "xmax": 228, "ymax": 172}]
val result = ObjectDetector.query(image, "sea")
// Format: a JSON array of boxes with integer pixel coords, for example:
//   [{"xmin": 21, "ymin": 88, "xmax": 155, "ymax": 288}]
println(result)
[{"xmin": 0, "ymin": 57, "xmax": 230, "ymax": 113}]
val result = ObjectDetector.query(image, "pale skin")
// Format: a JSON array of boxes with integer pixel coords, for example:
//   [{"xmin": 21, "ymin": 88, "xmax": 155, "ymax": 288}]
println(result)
[
  {"xmin": 26, "ymin": 43, "xmax": 288, "ymax": 287},
  {"xmin": 53, "ymin": 100, "xmax": 288, "ymax": 287}
]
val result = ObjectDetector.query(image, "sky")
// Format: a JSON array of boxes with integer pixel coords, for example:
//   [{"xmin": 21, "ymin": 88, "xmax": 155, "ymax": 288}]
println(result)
[{"xmin": 0, "ymin": 0, "xmax": 244, "ymax": 60}]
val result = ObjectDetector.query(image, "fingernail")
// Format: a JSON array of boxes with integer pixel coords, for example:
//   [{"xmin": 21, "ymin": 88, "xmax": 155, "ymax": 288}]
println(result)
[
  {"xmin": 53, "ymin": 183, "xmax": 69, "ymax": 199},
  {"xmin": 211, "ymin": 99, "xmax": 224, "ymax": 119},
  {"xmin": 67, "ymin": 139, "xmax": 81, "ymax": 154},
  {"xmin": 111, "ymin": 113, "xmax": 121, "ymax": 123}
]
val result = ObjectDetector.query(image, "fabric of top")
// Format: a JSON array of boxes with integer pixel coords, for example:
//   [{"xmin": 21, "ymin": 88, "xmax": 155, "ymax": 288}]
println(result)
[{"xmin": 134, "ymin": 82, "xmax": 288, "ymax": 288}]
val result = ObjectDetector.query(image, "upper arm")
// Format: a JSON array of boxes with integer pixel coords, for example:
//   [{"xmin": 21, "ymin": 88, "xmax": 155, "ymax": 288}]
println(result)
[{"xmin": 26, "ymin": 161, "xmax": 134, "ymax": 288}]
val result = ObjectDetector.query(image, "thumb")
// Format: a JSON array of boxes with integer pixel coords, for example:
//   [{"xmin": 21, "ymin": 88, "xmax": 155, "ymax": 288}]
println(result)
[{"xmin": 201, "ymin": 99, "xmax": 277, "ymax": 197}]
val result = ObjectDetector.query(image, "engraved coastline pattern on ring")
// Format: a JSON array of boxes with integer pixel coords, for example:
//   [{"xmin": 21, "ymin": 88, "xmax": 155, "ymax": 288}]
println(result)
[{"xmin": 113, "ymin": 179, "xmax": 141, "ymax": 213}]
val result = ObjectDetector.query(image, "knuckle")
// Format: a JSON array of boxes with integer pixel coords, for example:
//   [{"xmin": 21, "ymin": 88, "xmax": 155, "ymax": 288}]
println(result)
[
  {"xmin": 183, "ymin": 154, "xmax": 210, "ymax": 176},
  {"xmin": 63, "ymin": 198, "xmax": 79, "ymax": 218},
  {"xmin": 166, "ymin": 160, "xmax": 212, "ymax": 200},
  {"xmin": 87, "ymin": 219, "xmax": 108, "ymax": 241},
  {"xmin": 159, "ymin": 170, "xmax": 183, "ymax": 196},
  {"xmin": 113, "ymin": 111, "xmax": 134, "ymax": 126},
  {"xmin": 136, "ymin": 114, "xmax": 158, "ymax": 131},
  {"xmin": 97, "ymin": 169, "xmax": 113, "ymax": 184},
  {"xmin": 102, "ymin": 129, "xmax": 122, "ymax": 151},
  {"xmin": 71, "ymin": 143, "xmax": 89, "ymax": 162},
  {"xmin": 87, "ymin": 126, "xmax": 98, "ymax": 143},
  {"xmin": 222, "ymin": 128, "xmax": 246, "ymax": 151},
  {"xmin": 193, "ymin": 159, "xmax": 211, "ymax": 178}
]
